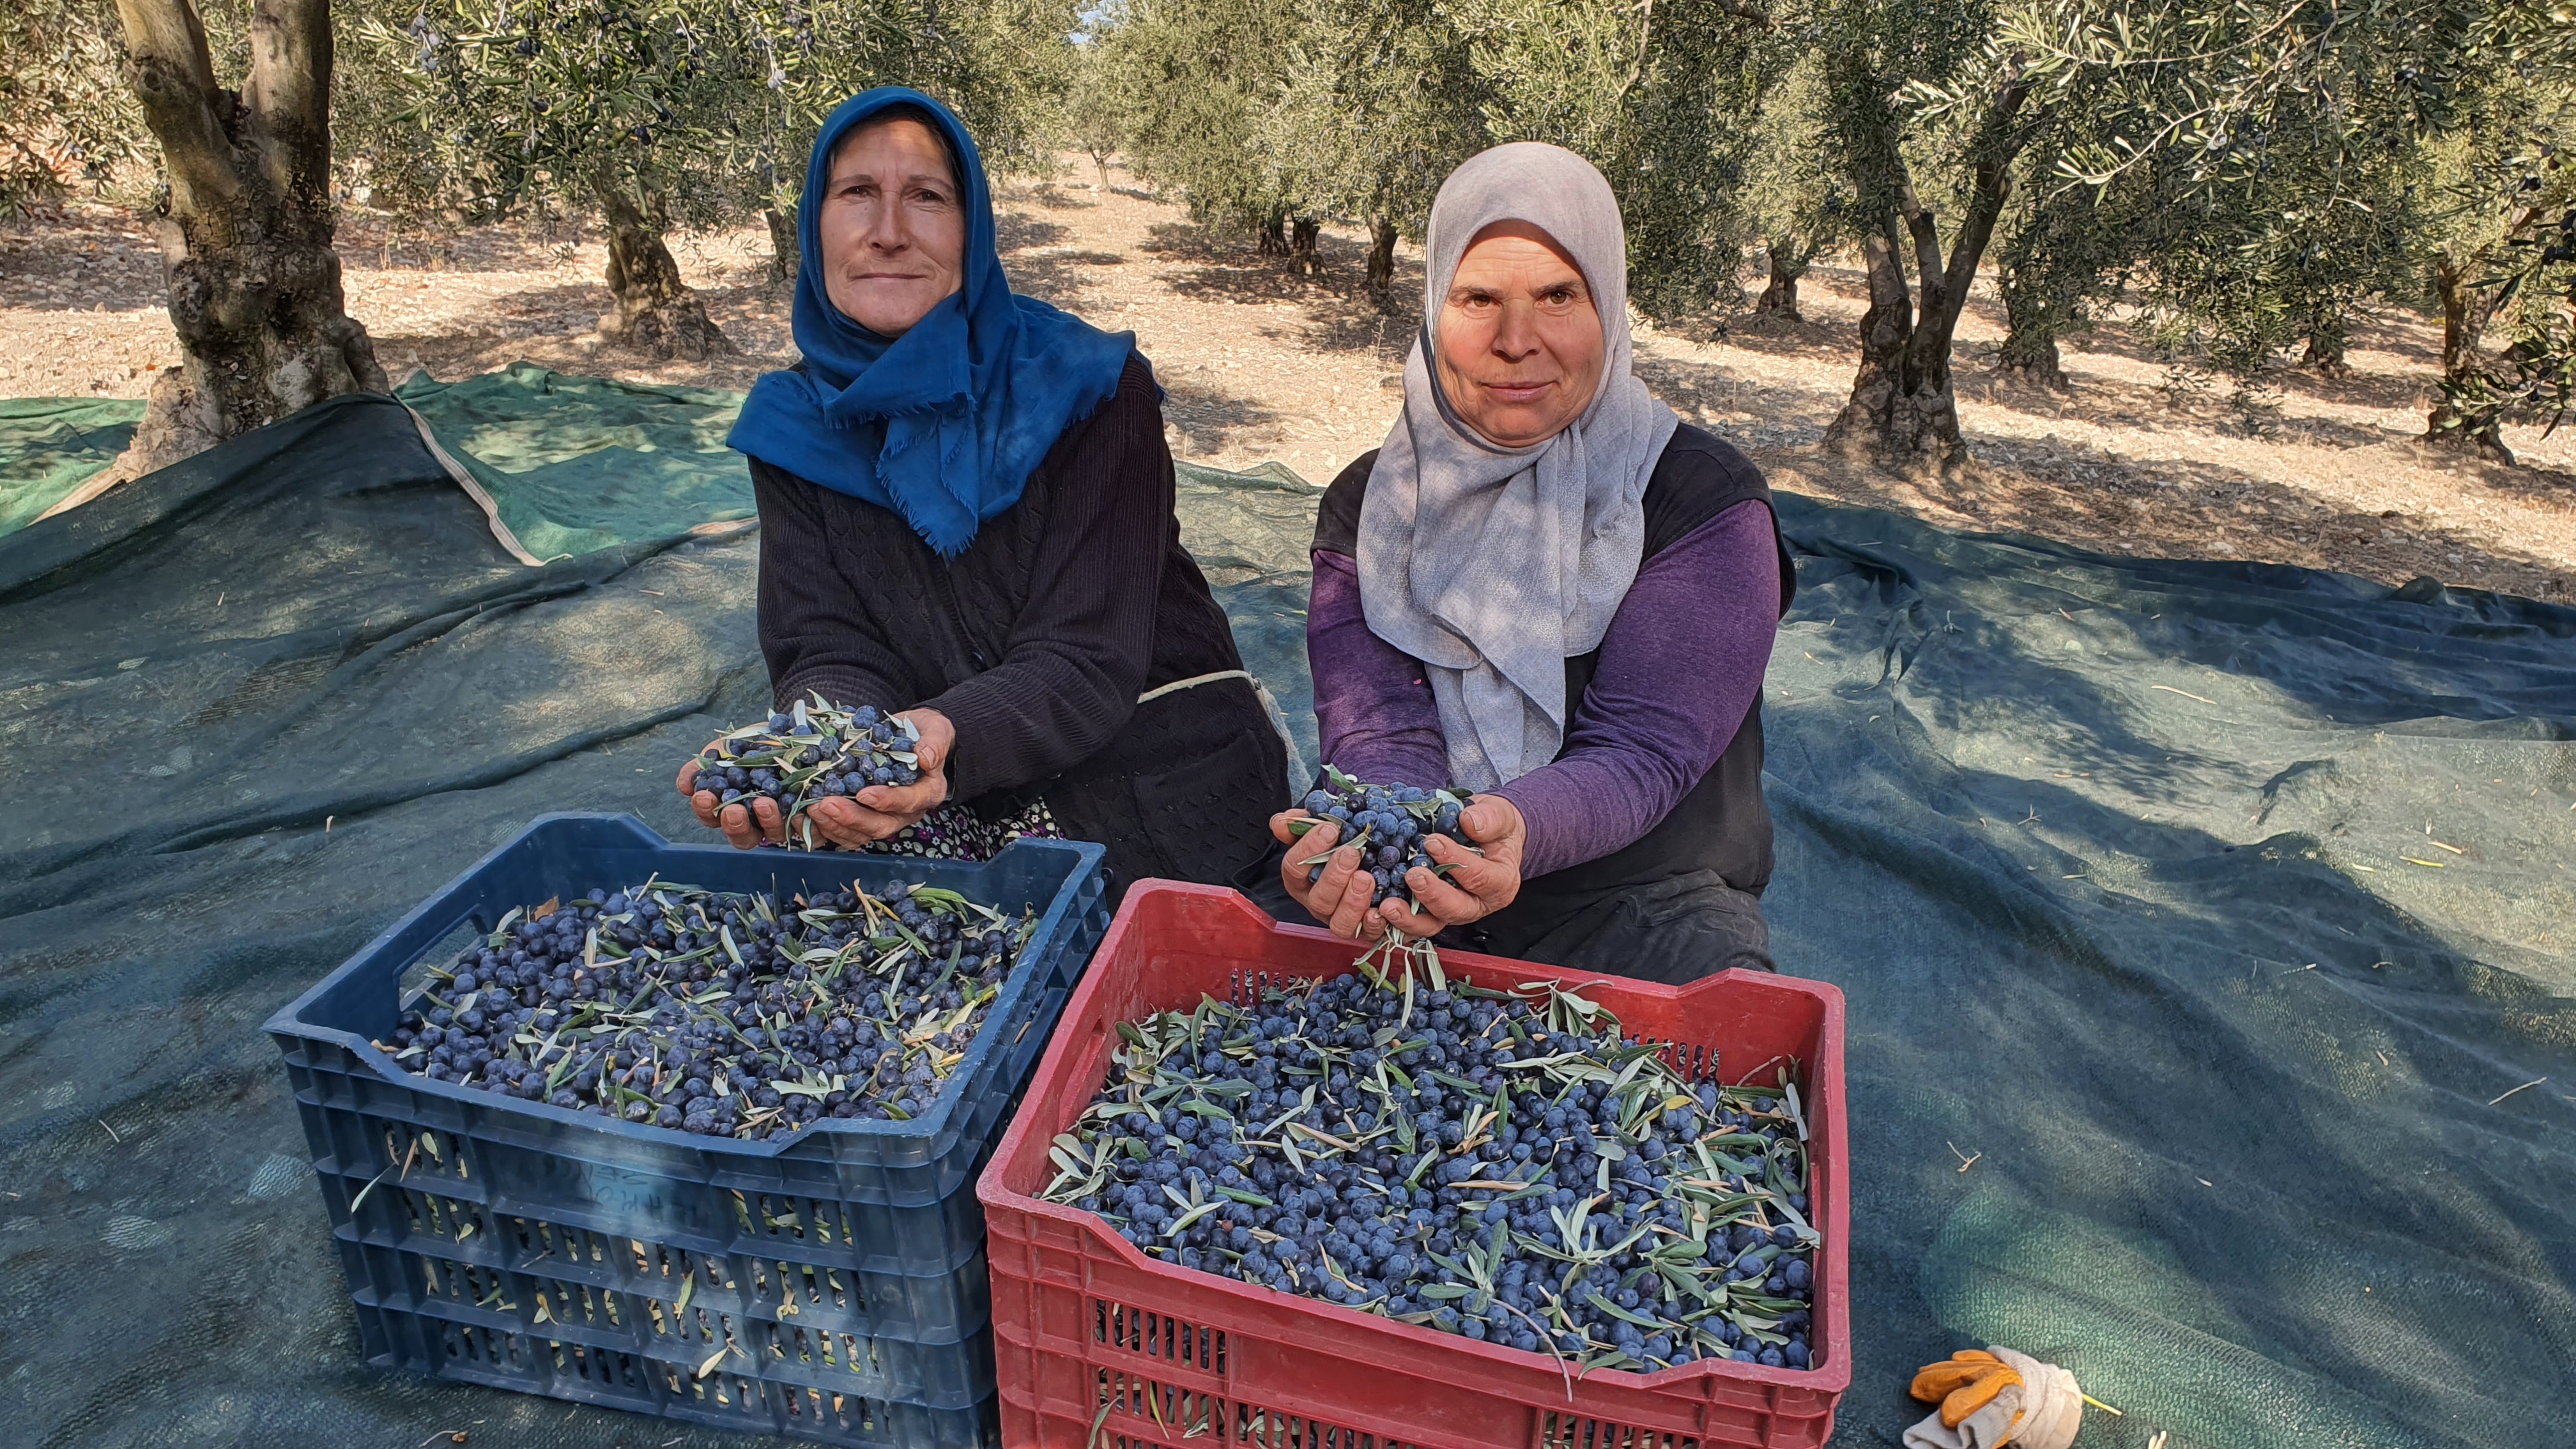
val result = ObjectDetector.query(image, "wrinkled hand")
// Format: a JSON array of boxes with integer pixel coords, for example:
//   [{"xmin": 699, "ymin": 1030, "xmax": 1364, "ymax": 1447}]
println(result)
[
  {"xmin": 1377, "ymin": 795, "xmax": 1523, "ymax": 939},
  {"xmin": 1270, "ymin": 813, "xmax": 1381, "ymax": 939},
  {"xmin": 1269, "ymin": 794, "xmax": 1524, "ymax": 940},
  {"xmin": 676, "ymin": 708, "xmax": 953, "ymax": 850}
]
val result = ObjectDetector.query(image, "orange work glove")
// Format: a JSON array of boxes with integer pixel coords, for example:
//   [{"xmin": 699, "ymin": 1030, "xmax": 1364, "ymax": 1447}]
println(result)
[{"xmin": 1910, "ymin": 1349, "xmax": 2026, "ymax": 1429}]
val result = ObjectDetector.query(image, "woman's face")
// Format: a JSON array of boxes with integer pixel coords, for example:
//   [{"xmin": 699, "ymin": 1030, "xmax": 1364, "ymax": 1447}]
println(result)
[
  {"xmin": 1432, "ymin": 220, "xmax": 1606, "ymax": 448},
  {"xmin": 815, "ymin": 116, "xmax": 966, "ymax": 336}
]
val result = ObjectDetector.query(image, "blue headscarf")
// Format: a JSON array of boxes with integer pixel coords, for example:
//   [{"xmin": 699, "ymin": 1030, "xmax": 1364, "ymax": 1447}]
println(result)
[{"xmin": 727, "ymin": 88, "xmax": 1138, "ymax": 556}]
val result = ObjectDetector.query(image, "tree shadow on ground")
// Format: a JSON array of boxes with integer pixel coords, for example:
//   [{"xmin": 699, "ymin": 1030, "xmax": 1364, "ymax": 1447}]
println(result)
[
  {"xmin": 365, "ymin": 280, "xmax": 610, "ymax": 347},
  {"xmin": 1015, "ymin": 183, "xmax": 1102, "ymax": 211},
  {"xmin": 1707, "ymin": 308, "xmax": 1851, "ymax": 351},
  {"xmin": 364, "ymin": 280, "xmax": 791, "ymax": 392},
  {"xmin": 1760, "ymin": 709, "xmax": 2576, "ymax": 1449},
  {"xmin": 337, "ymin": 213, "xmax": 588, "ymax": 275},
  {"xmin": 2381, "ymin": 443, "xmax": 2576, "ymax": 512},
  {"xmin": 1956, "ymin": 368, "xmax": 2415, "ymax": 452},
  {"xmin": 1662, "ymin": 307, "xmax": 2441, "ymax": 457},
  {"xmin": 0, "ymin": 210, "xmax": 165, "ymax": 310},
  {"xmin": 1629, "ymin": 300, "xmax": 2576, "ymax": 601},
  {"xmin": 2266, "ymin": 356, "xmax": 2439, "ymax": 415},
  {"xmin": 1634, "ymin": 354, "xmax": 1843, "ymax": 453},
  {"xmin": 993, "ymin": 214, "xmax": 1071, "ymax": 253},
  {"xmin": 1144, "ymin": 222, "xmax": 1421, "ymax": 362},
  {"xmin": 1698, "ymin": 312, "xmax": 1862, "ymax": 363},
  {"xmin": 997, "ymin": 248, "xmax": 1117, "ymax": 314},
  {"xmin": 1763, "ymin": 436, "xmax": 2576, "ymax": 603},
  {"xmin": 1162, "ymin": 381, "xmax": 1290, "ymax": 457}
]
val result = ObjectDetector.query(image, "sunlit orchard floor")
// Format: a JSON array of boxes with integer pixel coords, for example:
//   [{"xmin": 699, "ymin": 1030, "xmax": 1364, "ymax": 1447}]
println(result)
[{"xmin": 6, "ymin": 155, "xmax": 2573, "ymax": 601}]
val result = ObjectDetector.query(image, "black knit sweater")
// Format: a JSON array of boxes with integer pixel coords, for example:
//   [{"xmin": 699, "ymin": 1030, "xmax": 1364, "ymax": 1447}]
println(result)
[{"xmin": 749, "ymin": 355, "xmax": 1286, "ymax": 887}]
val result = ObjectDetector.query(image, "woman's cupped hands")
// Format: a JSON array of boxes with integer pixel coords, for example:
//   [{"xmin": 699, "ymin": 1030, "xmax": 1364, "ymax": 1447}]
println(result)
[
  {"xmin": 1269, "ymin": 793, "xmax": 1525, "ymax": 940},
  {"xmin": 675, "ymin": 708, "xmax": 955, "ymax": 850}
]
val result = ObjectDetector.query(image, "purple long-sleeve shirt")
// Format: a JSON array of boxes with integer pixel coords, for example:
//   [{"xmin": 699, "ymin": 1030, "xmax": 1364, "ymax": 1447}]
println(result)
[{"xmin": 1310, "ymin": 498, "xmax": 1782, "ymax": 878}]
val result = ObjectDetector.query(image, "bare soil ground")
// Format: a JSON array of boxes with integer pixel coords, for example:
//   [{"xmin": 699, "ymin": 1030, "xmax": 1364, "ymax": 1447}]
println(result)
[{"xmin": 6, "ymin": 159, "xmax": 2575, "ymax": 602}]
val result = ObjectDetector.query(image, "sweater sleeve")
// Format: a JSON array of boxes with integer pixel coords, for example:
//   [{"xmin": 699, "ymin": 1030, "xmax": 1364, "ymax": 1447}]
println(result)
[
  {"xmin": 754, "ymin": 461, "xmax": 912, "ymax": 716},
  {"xmin": 1308, "ymin": 548, "xmax": 1451, "ymax": 790},
  {"xmin": 923, "ymin": 367, "xmax": 1170, "ymax": 802},
  {"xmin": 1494, "ymin": 500, "xmax": 1782, "ymax": 878}
]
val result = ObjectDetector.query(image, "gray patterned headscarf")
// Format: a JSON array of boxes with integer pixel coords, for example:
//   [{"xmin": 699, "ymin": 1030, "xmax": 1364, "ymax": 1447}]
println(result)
[{"xmin": 1356, "ymin": 142, "xmax": 1678, "ymax": 792}]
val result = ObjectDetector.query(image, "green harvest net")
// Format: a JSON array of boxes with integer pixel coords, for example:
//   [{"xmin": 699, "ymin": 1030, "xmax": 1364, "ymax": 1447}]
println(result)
[{"xmin": 0, "ymin": 382, "xmax": 2564, "ymax": 1449}]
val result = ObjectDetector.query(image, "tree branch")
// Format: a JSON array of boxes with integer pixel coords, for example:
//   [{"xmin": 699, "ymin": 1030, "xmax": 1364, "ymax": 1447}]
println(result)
[
  {"xmin": 1875, "ymin": 211, "xmax": 1910, "ymax": 306},
  {"xmin": 1895, "ymin": 172, "xmax": 1945, "ymax": 324},
  {"xmin": 1937, "ymin": 75, "xmax": 2033, "ymax": 333},
  {"xmin": 244, "ymin": 0, "xmax": 334, "ymax": 201},
  {"xmin": 112, "ymin": 0, "xmax": 239, "ymax": 223}
]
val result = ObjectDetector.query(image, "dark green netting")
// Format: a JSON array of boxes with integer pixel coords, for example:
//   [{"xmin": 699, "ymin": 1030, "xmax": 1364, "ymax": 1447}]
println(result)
[
  {"xmin": 390, "ymin": 362, "xmax": 755, "ymax": 562},
  {"xmin": 0, "ymin": 392, "xmax": 2566, "ymax": 1449},
  {"xmin": 0, "ymin": 363, "xmax": 753, "ymax": 556},
  {"xmin": 1176, "ymin": 456, "xmax": 1323, "ymax": 778},
  {"xmin": 0, "ymin": 369, "xmax": 1319, "ymax": 779},
  {"xmin": 0, "ymin": 396, "xmax": 146, "ymax": 532}
]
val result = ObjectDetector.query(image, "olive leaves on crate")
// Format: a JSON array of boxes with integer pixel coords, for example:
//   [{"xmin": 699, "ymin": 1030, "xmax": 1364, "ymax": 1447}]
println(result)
[{"xmin": 1040, "ymin": 933, "xmax": 1823, "ymax": 1374}]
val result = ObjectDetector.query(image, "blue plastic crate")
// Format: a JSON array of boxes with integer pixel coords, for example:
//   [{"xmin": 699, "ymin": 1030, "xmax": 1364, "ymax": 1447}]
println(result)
[{"xmin": 264, "ymin": 813, "xmax": 1108, "ymax": 1446}]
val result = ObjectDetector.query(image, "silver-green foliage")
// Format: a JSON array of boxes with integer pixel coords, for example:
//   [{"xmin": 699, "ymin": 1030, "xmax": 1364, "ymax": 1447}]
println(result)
[
  {"xmin": 1107, "ymin": 0, "xmax": 1777, "ymax": 318},
  {"xmin": 2425, "ymin": 5, "xmax": 2576, "ymax": 441},
  {"xmin": 2016, "ymin": 0, "xmax": 2451, "ymax": 392},
  {"xmin": 1741, "ymin": 52, "xmax": 1861, "ymax": 318},
  {"xmin": 0, "ymin": 0, "xmax": 153, "ymax": 217},
  {"xmin": 1090, "ymin": 0, "xmax": 1312, "ymax": 234},
  {"xmin": 1258, "ymin": 0, "xmax": 1488, "ymax": 284},
  {"xmin": 348, "ymin": 0, "xmax": 1072, "ymax": 231},
  {"xmin": 1468, "ymin": 0, "xmax": 1782, "ymax": 318}
]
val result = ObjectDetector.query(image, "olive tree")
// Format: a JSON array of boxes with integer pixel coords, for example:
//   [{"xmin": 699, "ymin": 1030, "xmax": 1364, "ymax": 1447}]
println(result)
[
  {"xmin": 1239, "ymin": 0, "xmax": 1782, "ymax": 314},
  {"xmin": 0, "ymin": 0, "xmax": 148, "ymax": 218},
  {"xmin": 362, "ymin": 0, "xmax": 1071, "ymax": 358},
  {"xmin": 2128, "ymin": 131, "xmax": 2430, "ymax": 398},
  {"xmin": 358, "ymin": 0, "xmax": 741, "ymax": 358},
  {"xmin": 1092, "ymin": 0, "xmax": 1317, "ymax": 262},
  {"xmin": 2422, "ymin": 8, "xmax": 2576, "ymax": 457},
  {"xmin": 106, "ymin": 0, "xmax": 388, "ymax": 474},
  {"xmin": 1741, "ymin": 50, "xmax": 1858, "ymax": 323},
  {"xmin": 1808, "ymin": 0, "xmax": 2046, "ymax": 466},
  {"xmin": 1258, "ymin": 0, "xmax": 1488, "ymax": 302},
  {"xmin": 700, "ymin": 0, "xmax": 1073, "ymax": 288},
  {"xmin": 1807, "ymin": 0, "xmax": 2482, "ymax": 466},
  {"xmin": 1468, "ymin": 0, "xmax": 1783, "ymax": 321}
]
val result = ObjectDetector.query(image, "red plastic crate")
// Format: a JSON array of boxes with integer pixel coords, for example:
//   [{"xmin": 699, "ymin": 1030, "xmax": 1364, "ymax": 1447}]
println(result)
[{"xmin": 977, "ymin": 883, "xmax": 1850, "ymax": 1449}]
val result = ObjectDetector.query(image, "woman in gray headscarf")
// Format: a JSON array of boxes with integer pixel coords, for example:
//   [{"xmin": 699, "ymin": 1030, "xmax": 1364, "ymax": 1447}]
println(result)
[{"xmin": 1265, "ymin": 142, "xmax": 1796, "ymax": 981}]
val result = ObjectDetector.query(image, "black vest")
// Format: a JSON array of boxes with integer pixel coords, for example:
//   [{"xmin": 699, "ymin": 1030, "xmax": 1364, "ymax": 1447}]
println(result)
[{"xmin": 1311, "ymin": 424, "xmax": 1795, "ymax": 956}]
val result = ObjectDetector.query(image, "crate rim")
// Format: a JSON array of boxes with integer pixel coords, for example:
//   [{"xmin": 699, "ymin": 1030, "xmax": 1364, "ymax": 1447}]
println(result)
[
  {"xmin": 977, "ymin": 878, "xmax": 1853, "ymax": 1400},
  {"xmin": 263, "ymin": 810, "xmax": 1107, "ymax": 1162}
]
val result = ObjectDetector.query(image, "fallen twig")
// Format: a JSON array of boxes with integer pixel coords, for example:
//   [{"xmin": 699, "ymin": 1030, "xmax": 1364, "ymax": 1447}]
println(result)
[{"xmin": 2489, "ymin": 1077, "xmax": 2546, "ymax": 1107}]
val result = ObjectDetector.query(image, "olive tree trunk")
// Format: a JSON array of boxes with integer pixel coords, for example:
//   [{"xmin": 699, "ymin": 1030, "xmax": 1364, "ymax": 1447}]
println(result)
[
  {"xmin": 107, "ymin": 0, "xmax": 384, "ymax": 481},
  {"xmin": 1823, "ymin": 76, "xmax": 2028, "ymax": 470},
  {"xmin": 1365, "ymin": 215, "xmax": 1399, "ymax": 307},
  {"xmin": 593, "ymin": 162, "xmax": 732, "ymax": 360},
  {"xmin": 2301, "ymin": 318, "xmax": 2352, "ymax": 379},
  {"xmin": 1754, "ymin": 236, "xmax": 1815, "ymax": 320},
  {"xmin": 763, "ymin": 204, "xmax": 799, "ymax": 291},
  {"xmin": 2426, "ymin": 248, "xmax": 2516, "ymax": 463},
  {"xmin": 1258, "ymin": 210, "xmax": 1289, "ymax": 257},
  {"xmin": 1995, "ymin": 279, "xmax": 2071, "ymax": 391},
  {"xmin": 1289, "ymin": 216, "xmax": 1322, "ymax": 276}
]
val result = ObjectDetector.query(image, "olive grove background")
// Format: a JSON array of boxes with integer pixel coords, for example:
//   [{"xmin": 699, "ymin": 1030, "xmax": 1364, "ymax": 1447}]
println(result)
[{"xmin": 3, "ymin": 0, "xmax": 2571, "ymax": 477}]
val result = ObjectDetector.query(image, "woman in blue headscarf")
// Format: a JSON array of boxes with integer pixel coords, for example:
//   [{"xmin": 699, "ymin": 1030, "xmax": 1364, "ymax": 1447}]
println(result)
[{"xmin": 681, "ymin": 88, "xmax": 1287, "ymax": 888}]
